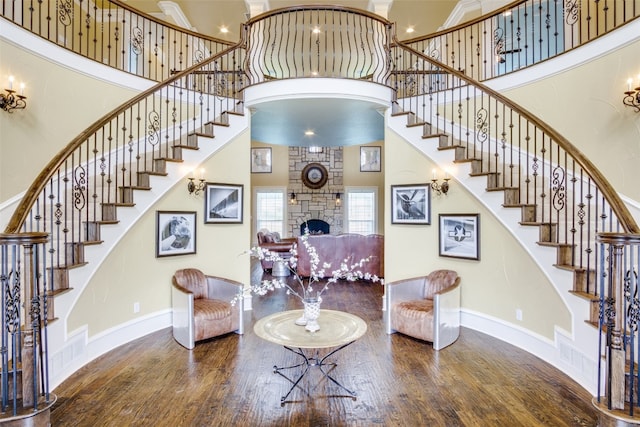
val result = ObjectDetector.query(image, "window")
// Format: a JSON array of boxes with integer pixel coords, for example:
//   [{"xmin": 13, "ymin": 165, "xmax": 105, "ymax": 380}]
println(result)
[
  {"xmin": 254, "ymin": 188, "xmax": 286, "ymax": 236},
  {"xmin": 345, "ymin": 187, "xmax": 377, "ymax": 235}
]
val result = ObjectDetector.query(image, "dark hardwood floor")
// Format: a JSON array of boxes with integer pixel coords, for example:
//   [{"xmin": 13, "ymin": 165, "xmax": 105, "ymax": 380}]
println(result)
[{"xmin": 51, "ymin": 263, "xmax": 598, "ymax": 426}]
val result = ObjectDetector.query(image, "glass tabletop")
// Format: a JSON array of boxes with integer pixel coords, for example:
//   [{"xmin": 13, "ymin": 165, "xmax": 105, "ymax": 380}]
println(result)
[{"xmin": 253, "ymin": 309, "xmax": 367, "ymax": 349}]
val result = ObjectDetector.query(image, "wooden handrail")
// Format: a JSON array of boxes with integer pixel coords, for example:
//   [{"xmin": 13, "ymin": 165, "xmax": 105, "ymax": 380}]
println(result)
[
  {"xmin": 392, "ymin": 35, "xmax": 640, "ymax": 234},
  {"xmin": 4, "ymin": 39, "xmax": 245, "ymax": 234}
]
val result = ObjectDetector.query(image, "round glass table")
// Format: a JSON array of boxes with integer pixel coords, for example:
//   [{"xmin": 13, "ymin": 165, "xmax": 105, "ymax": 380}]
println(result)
[{"xmin": 254, "ymin": 309, "xmax": 367, "ymax": 404}]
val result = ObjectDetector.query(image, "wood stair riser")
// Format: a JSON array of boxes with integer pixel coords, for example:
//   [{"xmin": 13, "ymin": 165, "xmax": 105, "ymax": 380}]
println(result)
[
  {"xmin": 85, "ymin": 222, "xmax": 101, "ymax": 242},
  {"xmin": 65, "ymin": 242, "xmax": 85, "ymax": 265},
  {"xmin": 538, "ymin": 223, "xmax": 557, "ymax": 243},
  {"xmin": 49, "ymin": 268, "xmax": 71, "ymax": 292},
  {"xmin": 574, "ymin": 269, "xmax": 597, "ymax": 294},
  {"xmin": 556, "ymin": 245, "xmax": 574, "ymax": 266},
  {"xmin": 521, "ymin": 205, "xmax": 537, "ymax": 223},
  {"xmin": 504, "ymin": 188, "xmax": 520, "ymax": 205}
]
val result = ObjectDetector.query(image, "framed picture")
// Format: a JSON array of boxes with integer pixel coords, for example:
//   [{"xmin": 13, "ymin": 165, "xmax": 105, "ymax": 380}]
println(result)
[
  {"xmin": 391, "ymin": 184, "xmax": 431, "ymax": 224},
  {"xmin": 205, "ymin": 183, "xmax": 243, "ymax": 224},
  {"xmin": 251, "ymin": 147, "xmax": 272, "ymax": 173},
  {"xmin": 360, "ymin": 146, "xmax": 381, "ymax": 172},
  {"xmin": 156, "ymin": 211, "xmax": 197, "ymax": 257},
  {"xmin": 439, "ymin": 214, "xmax": 480, "ymax": 260}
]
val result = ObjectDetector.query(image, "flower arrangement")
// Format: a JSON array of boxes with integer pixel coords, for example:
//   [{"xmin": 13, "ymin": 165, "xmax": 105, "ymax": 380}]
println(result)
[{"xmin": 232, "ymin": 232, "xmax": 383, "ymax": 306}]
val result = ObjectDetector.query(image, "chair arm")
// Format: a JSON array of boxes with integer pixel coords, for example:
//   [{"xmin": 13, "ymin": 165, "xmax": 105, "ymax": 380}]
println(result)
[
  {"xmin": 206, "ymin": 275, "xmax": 245, "ymax": 334},
  {"xmin": 433, "ymin": 280, "xmax": 461, "ymax": 350},
  {"xmin": 259, "ymin": 242, "xmax": 294, "ymax": 253},
  {"xmin": 384, "ymin": 277, "xmax": 426, "ymax": 334},
  {"xmin": 171, "ymin": 282, "xmax": 195, "ymax": 349}
]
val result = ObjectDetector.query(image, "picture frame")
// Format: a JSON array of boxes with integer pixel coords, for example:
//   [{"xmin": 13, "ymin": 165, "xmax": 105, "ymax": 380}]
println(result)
[
  {"xmin": 205, "ymin": 183, "xmax": 243, "ymax": 224},
  {"xmin": 155, "ymin": 211, "xmax": 197, "ymax": 257},
  {"xmin": 391, "ymin": 184, "xmax": 431, "ymax": 224},
  {"xmin": 439, "ymin": 214, "xmax": 480, "ymax": 260},
  {"xmin": 251, "ymin": 147, "xmax": 272, "ymax": 173},
  {"xmin": 360, "ymin": 146, "xmax": 381, "ymax": 172}
]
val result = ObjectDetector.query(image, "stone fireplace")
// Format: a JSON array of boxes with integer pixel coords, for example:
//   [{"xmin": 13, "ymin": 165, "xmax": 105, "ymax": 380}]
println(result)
[{"xmin": 287, "ymin": 147, "xmax": 343, "ymax": 236}]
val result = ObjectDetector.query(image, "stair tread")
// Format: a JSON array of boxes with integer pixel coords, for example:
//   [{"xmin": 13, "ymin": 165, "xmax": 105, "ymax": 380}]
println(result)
[
  {"xmin": 102, "ymin": 202, "xmax": 135, "ymax": 207},
  {"xmin": 173, "ymin": 144, "xmax": 200, "ymax": 150},
  {"xmin": 407, "ymin": 122, "xmax": 428, "ymax": 128},
  {"xmin": 83, "ymin": 240, "xmax": 104, "ymax": 246},
  {"xmin": 469, "ymin": 171, "xmax": 499, "ymax": 177},
  {"xmin": 156, "ymin": 158, "xmax": 183, "ymax": 163},
  {"xmin": 569, "ymin": 290, "xmax": 599, "ymax": 301},
  {"xmin": 486, "ymin": 186, "xmax": 518, "ymax": 192},
  {"xmin": 519, "ymin": 221, "xmax": 557, "ymax": 226},
  {"xmin": 205, "ymin": 121, "xmax": 230, "ymax": 128},
  {"xmin": 96, "ymin": 220, "xmax": 119, "ymax": 225},
  {"xmin": 119, "ymin": 186, "xmax": 151, "ymax": 190},
  {"xmin": 48, "ymin": 262, "xmax": 88, "ymax": 271},
  {"xmin": 503, "ymin": 203, "xmax": 537, "ymax": 208},
  {"xmin": 537, "ymin": 241, "xmax": 574, "ymax": 248},
  {"xmin": 139, "ymin": 171, "xmax": 168, "ymax": 176},
  {"xmin": 188, "ymin": 131, "xmax": 214, "ymax": 138}
]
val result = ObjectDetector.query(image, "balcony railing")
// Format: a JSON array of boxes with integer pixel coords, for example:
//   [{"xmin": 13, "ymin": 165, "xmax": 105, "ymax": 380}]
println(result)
[
  {"xmin": 243, "ymin": 5, "xmax": 392, "ymax": 85},
  {"xmin": 401, "ymin": 0, "xmax": 640, "ymax": 82},
  {"xmin": 0, "ymin": 0, "xmax": 234, "ymax": 82}
]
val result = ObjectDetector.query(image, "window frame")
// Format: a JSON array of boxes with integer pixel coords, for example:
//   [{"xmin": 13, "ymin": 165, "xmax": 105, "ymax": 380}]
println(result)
[
  {"xmin": 344, "ymin": 186, "xmax": 378, "ymax": 235},
  {"xmin": 253, "ymin": 186, "xmax": 288, "ymax": 242}
]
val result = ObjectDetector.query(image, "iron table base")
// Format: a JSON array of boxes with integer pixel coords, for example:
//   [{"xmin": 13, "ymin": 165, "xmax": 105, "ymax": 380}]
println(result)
[{"xmin": 274, "ymin": 342, "xmax": 357, "ymax": 404}]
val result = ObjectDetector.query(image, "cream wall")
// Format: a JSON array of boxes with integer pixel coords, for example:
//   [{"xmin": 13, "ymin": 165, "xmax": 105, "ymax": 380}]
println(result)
[
  {"xmin": 501, "ymin": 38, "xmax": 640, "ymax": 204},
  {"xmin": 68, "ymin": 132, "xmax": 251, "ymax": 336},
  {"xmin": 0, "ymin": 39, "xmax": 138, "ymax": 204},
  {"xmin": 343, "ymin": 142, "xmax": 385, "ymax": 234},
  {"xmin": 384, "ymin": 129, "xmax": 571, "ymax": 339}
]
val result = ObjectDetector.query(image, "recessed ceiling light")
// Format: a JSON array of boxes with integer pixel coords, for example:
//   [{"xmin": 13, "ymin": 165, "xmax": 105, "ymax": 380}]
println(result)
[
  {"xmin": 312, "ymin": 27, "xmax": 321, "ymax": 34},
  {"xmin": 220, "ymin": 26, "xmax": 229, "ymax": 33},
  {"xmin": 406, "ymin": 27, "xmax": 414, "ymax": 33},
  {"xmin": 305, "ymin": 130, "xmax": 315, "ymax": 136}
]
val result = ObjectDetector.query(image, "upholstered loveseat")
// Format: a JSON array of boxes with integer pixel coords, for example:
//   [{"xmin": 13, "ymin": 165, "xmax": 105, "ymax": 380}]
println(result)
[
  {"xmin": 295, "ymin": 233, "xmax": 384, "ymax": 278},
  {"xmin": 256, "ymin": 230, "xmax": 296, "ymax": 271}
]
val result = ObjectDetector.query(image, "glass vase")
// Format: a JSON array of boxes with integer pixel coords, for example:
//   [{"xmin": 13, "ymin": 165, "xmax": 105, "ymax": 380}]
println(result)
[{"xmin": 302, "ymin": 297, "xmax": 321, "ymax": 332}]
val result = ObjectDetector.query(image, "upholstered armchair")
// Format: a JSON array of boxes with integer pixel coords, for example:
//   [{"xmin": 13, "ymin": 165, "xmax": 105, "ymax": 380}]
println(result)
[
  {"xmin": 171, "ymin": 268, "xmax": 244, "ymax": 350},
  {"xmin": 256, "ymin": 229, "xmax": 296, "ymax": 271},
  {"xmin": 385, "ymin": 270, "xmax": 461, "ymax": 350}
]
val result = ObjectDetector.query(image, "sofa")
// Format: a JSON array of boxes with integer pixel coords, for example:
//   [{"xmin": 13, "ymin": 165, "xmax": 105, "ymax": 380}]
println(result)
[
  {"xmin": 295, "ymin": 233, "xmax": 384, "ymax": 278},
  {"xmin": 385, "ymin": 270, "xmax": 461, "ymax": 350},
  {"xmin": 256, "ymin": 230, "xmax": 296, "ymax": 271}
]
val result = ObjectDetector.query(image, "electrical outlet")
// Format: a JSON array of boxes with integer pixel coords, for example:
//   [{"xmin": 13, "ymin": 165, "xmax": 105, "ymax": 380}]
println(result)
[
  {"xmin": 516, "ymin": 309, "xmax": 523, "ymax": 321},
  {"xmin": 133, "ymin": 302, "xmax": 140, "ymax": 313}
]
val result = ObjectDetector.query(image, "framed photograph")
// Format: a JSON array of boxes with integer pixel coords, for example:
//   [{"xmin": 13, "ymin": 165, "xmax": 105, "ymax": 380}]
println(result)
[
  {"xmin": 360, "ymin": 146, "xmax": 381, "ymax": 172},
  {"xmin": 439, "ymin": 214, "xmax": 480, "ymax": 260},
  {"xmin": 205, "ymin": 183, "xmax": 243, "ymax": 224},
  {"xmin": 391, "ymin": 184, "xmax": 431, "ymax": 224},
  {"xmin": 156, "ymin": 211, "xmax": 196, "ymax": 257},
  {"xmin": 251, "ymin": 147, "xmax": 272, "ymax": 173}
]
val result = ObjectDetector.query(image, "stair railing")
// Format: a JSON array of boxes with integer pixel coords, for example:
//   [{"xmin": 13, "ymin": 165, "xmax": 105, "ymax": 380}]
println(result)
[
  {"xmin": 391, "ymin": 37, "xmax": 640, "ymax": 419},
  {"xmin": 3, "ymin": 41, "xmax": 246, "ymax": 318},
  {"xmin": 0, "ymin": 0, "xmax": 234, "ymax": 82},
  {"xmin": 401, "ymin": 0, "xmax": 640, "ymax": 82}
]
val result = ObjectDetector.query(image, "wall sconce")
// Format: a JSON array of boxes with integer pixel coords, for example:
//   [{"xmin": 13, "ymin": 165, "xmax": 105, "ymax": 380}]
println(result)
[
  {"xmin": 624, "ymin": 75, "xmax": 640, "ymax": 112},
  {"xmin": 431, "ymin": 169, "xmax": 450, "ymax": 196},
  {"xmin": 0, "ymin": 76, "xmax": 27, "ymax": 113},
  {"xmin": 289, "ymin": 192, "xmax": 297, "ymax": 204},
  {"xmin": 187, "ymin": 168, "xmax": 206, "ymax": 195},
  {"xmin": 335, "ymin": 192, "xmax": 341, "ymax": 206}
]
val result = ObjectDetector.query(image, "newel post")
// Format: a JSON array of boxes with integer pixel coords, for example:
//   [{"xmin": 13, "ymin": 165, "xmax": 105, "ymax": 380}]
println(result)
[{"xmin": 596, "ymin": 232, "xmax": 640, "ymax": 419}]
